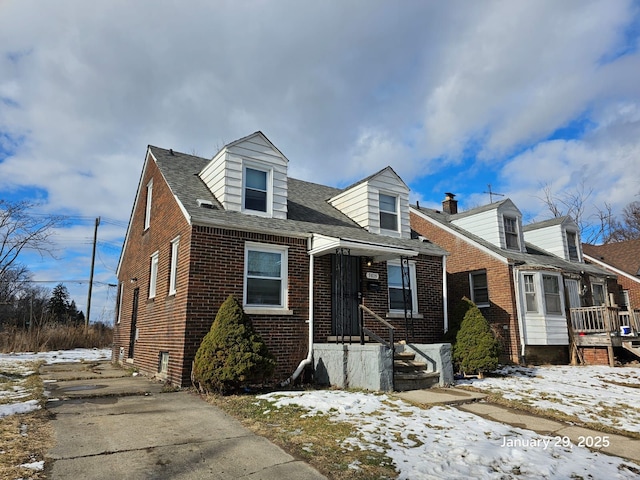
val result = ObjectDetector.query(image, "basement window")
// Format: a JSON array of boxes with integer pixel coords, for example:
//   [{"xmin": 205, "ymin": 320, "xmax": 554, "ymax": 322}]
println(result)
[{"xmin": 158, "ymin": 352, "xmax": 169, "ymax": 375}]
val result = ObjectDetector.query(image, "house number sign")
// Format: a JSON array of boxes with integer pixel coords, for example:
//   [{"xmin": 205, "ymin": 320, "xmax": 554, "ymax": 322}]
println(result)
[{"xmin": 366, "ymin": 272, "xmax": 379, "ymax": 280}]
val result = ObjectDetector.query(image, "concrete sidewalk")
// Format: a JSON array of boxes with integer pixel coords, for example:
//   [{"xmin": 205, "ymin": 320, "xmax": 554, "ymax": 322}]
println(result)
[
  {"xmin": 42, "ymin": 362, "xmax": 326, "ymax": 480},
  {"xmin": 395, "ymin": 387, "xmax": 640, "ymax": 464}
]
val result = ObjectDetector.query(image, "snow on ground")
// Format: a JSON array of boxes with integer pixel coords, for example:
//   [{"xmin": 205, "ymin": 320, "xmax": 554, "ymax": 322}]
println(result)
[
  {"xmin": 0, "ymin": 348, "xmax": 111, "ymax": 418},
  {"xmin": 259, "ymin": 390, "xmax": 640, "ymax": 480},
  {"xmin": 458, "ymin": 365, "xmax": 640, "ymax": 435}
]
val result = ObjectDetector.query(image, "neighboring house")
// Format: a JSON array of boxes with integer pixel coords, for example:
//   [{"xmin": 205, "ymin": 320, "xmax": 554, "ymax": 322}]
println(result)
[
  {"xmin": 114, "ymin": 132, "xmax": 449, "ymax": 388},
  {"xmin": 583, "ymin": 240, "xmax": 640, "ymax": 334},
  {"xmin": 410, "ymin": 194, "xmax": 612, "ymax": 365}
]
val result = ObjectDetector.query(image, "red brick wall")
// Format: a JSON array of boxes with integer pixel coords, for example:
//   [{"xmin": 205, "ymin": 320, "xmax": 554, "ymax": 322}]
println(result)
[
  {"xmin": 411, "ymin": 211, "xmax": 521, "ymax": 363},
  {"xmin": 113, "ymin": 154, "xmax": 193, "ymax": 386},
  {"xmin": 580, "ymin": 347, "xmax": 610, "ymax": 365}
]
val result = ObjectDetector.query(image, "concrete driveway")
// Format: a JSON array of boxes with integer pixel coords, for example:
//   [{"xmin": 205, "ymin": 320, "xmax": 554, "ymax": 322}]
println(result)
[{"xmin": 42, "ymin": 361, "xmax": 326, "ymax": 479}]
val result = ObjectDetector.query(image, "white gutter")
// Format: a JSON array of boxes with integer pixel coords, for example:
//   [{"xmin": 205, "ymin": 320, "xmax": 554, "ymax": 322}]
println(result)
[
  {"xmin": 281, "ymin": 252, "xmax": 314, "ymax": 386},
  {"xmin": 512, "ymin": 265, "xmax": 527, "ymax": 360},
  {"xmin": 442, "ymin": 255, "xmax": 448, "ymax": 334}
]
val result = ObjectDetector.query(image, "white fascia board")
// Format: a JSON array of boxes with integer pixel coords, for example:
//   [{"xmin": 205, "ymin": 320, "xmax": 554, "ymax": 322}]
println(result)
[
  {"xmin": 410, "ymin": 207, "xmax": 508, "ymax": 264},
  {"xmin": 308, "ymin": 233, "xmax": 418, "ymax": 259},
  {"xmin": 583, "ymin": 253, "xmax": 637, "ymax": 284}
]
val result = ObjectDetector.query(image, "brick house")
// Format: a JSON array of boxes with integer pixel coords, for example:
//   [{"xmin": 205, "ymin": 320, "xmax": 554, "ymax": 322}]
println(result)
[
  {"xmin": 583, "ymin": 240, "xmax": 640, "ymax": 334},
  {"xmin": 114, "ymin": 132, "xmax": 448, "ymax": 388},
  {"xmin": 410, "ymin": 194, "xmax": 612, "ymax": 365}
]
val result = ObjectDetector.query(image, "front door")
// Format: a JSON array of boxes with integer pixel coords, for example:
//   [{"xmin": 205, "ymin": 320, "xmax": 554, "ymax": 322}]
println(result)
[
  {"xmin": 128, "ymin": 288, "xmax": 139, "ymax": 358},
  {"xmin": 331, "ymin": 253, "xmax": 361, "ymax": 337}
]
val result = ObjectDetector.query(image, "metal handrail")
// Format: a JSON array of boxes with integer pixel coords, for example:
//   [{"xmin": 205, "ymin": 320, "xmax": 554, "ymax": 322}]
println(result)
[{"xmin": 358, "ymin": 304, "xmax": 395, "ymax": 348}]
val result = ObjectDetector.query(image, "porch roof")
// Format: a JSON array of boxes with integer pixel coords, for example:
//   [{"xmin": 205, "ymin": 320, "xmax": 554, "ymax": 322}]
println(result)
[{"xmin": 308, "ymin": 234, "xmax": 419, "ymax": 261}]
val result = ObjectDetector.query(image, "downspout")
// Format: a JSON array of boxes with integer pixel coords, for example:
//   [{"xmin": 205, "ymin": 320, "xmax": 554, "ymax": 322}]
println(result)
[
  {"xmin": 442, "ymin": 255, "xmax": 448, "ymax": 334},
  {"xmin": 281, "ymin": 252, "xmax": 314, "ymax": 386},
  {"xmin": 512, "ymin": 265, "xmax": 526, "ymax": 361}
]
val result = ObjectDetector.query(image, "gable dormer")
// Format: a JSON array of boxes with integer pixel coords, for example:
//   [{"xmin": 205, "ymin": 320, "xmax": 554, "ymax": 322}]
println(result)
[
  {"xmin": 328, "ymin": 166, "xmax": 411, "ymax": 239},
  {"xmin": 523, "ymin": 216, "xmax": 582, "ymax": 262},
  {"xmin": 450, "ymin": 198, "xmax": 525, "ymax": 252},
  {"xmin": 198, "ymin": 132, "xmax": 288, "ymax": 219}
]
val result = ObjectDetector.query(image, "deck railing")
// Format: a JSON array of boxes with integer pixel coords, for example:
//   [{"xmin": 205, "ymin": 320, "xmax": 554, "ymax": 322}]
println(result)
[{"xmin": 570, "ymin": 306, "xmax": 640, "ymax": 335}]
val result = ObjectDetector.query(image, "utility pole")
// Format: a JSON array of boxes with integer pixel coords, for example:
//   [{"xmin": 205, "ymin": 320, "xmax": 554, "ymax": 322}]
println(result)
[{"xmin": 86, "ymin": 217, "xmax": 100, "ymax": 328}]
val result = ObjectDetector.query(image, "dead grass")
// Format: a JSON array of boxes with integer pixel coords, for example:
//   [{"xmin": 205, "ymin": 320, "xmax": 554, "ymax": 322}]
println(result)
[
  {"xmin": 207, "ymin": 392, "xmax": 397, "ymax": 480},
  {"xmin": 0, "ymin": 410, "xmax": 53, "ymax": 480},
  {"xmin": 0, "ymin": 324, "xmax": 112, "ymax": 353}
]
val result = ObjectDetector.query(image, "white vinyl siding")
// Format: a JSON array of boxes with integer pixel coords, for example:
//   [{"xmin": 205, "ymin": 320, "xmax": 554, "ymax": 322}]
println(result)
[
  {"xmin": 518, "ymin": 271, "xmax": 568, "ymax": 345},
  {"xmin": 523, "ymin": 217, "xmax": 582, "ymax": 262},
  {"xmin": 451, "ymin": 200, "xmax": 523, "ymax": 251},
  {"xmin": 198, "ymin": 133, "xmax": 288, "ymax": 219},
  {"xmin": 387, "ymin": 260, "xmax": 418, "ymax": 313},
  {"xmin": 149, "ymin": 251, "xmax": 159, "ymax": 299},
  {"xmin": 328, "ymin": 167, "xmax": 411, "ymax": 238},
  {"xmin": 144, "ymin": 179, "xmax": 153, "ymax": 230},
  {"xmin": 244, "ymin": 243, "xmax": 288, "ymax": 309},
  {"xmin": 470, "ymin": 270, "xmax": 489, "ymax": 307},
  {"xmin": 169, "ymin": 237, "xmax": 180, "ymax": 295}
]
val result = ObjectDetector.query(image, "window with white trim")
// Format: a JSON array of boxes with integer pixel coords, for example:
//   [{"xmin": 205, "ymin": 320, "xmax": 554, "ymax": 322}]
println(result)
[
  {"xmin": 169, "ymin": 236, "xmax": 180, "ymax": 295},
  {"xmin": 387, "ymin": 260, "xmax": 418, "ymax": 312},
  {"xmin": 117, "ymin": 283, "xmax": 123, "ymax": 324},
  {"xmin": 243, "ymin": 166, "xmax": 269, "ymax": 213},
  {"xmin": 620, "ymin": 289, "xmax": 630, "ymax": 311},
  {"xmin": 144, "ymin": 179, "xmax": 153, "ymax": 230},
  {"xmin": 470, "ymin": 270, "xmax": 489, "ymax": 307},
  {"xmin": 503, "ymin": 216, "xmax": 519, "ymax": 250},
  {"xmin": 158, "ymin": 352, "xmax": 169, "ymax": 375},
  {"xmin": 379, "ymin": 193, "xmax": 398, "ymax": 231},
  {"xmin": 524, "ymin": 274, "xmax": 537, "ymax": 312},
  {"xmin": 566, "ymin": 231, "xmax": 579, "ymax": 261},
  {"xmin": 149, "ymin": 251, "xmax": 159, "ymax": 299},
  {"xmin": 542, "ymin": 275, "xmax": 562, "ymax": 314},
  {"xmin": 244, "ymin": 243, "xmax": 287, "ymax": 307}
]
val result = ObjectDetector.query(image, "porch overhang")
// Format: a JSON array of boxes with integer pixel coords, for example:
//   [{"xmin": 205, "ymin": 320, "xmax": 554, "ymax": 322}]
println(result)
[{"xmin": 308, "ymin": 234, "xmax": 419, "ymax": 262}]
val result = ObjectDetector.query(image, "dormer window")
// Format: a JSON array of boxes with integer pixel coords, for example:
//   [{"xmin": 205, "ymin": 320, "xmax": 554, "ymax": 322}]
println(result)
[
  {"xmin": 566, "ymin": 231, "xmax": 579, "ymax": 261},
  {"xmin": 379, "ymin": 193, "xmax": 398, "ymax": 231},
  {"xmin": 504, "ymin": 216, "xmax": 520, "ymax": 250},
  {"xmin": 243, "ymin": 166, "xmax": 269, "ymax": 213}
]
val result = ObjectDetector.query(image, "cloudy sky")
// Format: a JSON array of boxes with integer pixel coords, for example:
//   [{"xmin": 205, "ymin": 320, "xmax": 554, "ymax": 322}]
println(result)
[{"xmin": 1, "ymin": 0, "xmax": 639, "ymax": 322}]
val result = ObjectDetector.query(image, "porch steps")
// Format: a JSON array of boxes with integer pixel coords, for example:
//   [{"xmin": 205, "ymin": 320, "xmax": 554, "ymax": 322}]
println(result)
[
  {"xmin": 622, "ymin": 339, "xmax": 640, "ymax": 359},
  {"xmin": 394, "ymin": 349, "xmax": 439, "ymax": 391}
]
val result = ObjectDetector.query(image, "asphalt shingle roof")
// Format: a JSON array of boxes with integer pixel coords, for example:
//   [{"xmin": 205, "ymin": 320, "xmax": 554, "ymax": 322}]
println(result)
[
  {"xmin": 149, "ymin": 146, "xmax": 446, "ymax": 257},
  {"xmin": 412, "ymin": 205, "xmax": 611, "ymax": 277},
  {"xmin": 583, "ymin": 240, "xmax": 640, "ymax": 278}
]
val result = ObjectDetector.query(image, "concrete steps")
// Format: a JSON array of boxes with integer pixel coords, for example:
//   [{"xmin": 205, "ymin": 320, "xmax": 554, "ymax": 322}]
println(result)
[{"xmin": 394, "ymin": 348, "xmax": 439, "ymax": 391}]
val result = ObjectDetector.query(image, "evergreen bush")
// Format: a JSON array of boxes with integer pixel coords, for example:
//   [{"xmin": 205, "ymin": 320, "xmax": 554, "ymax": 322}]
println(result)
[
  {"xmin": 443, "ymin": 296, "xmax": 474, "ymax": 344},
  {"xmin": 192, "ymin": 295, "xmax": 275, "ymax": 394},
  {"xmin": 453, "ymin": 301, "xmax": 500, "ymax": 377}
]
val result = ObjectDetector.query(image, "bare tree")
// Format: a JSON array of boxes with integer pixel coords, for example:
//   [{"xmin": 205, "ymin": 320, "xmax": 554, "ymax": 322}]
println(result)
[
  {"xmin": 0, "ymin": 200, "xmax": 63, "ymax": 280},
  {"xmin": 609, "ymin": 200, "xmax": 640, "ymax": 242}
]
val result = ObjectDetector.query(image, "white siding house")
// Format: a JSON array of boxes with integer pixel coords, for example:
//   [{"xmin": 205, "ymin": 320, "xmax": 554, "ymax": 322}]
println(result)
[{"xmin": 523, "ymin": 216, "xmax": 582, "ymax": 262}]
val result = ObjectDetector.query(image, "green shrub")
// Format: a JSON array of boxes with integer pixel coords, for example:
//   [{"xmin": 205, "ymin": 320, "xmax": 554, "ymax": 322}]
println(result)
[
  {"xmin": 192, "ymin": 295, "xmax": 275, "ymax": 394},
  {"xmin": 453, "ymin": 301, "xmax": 500, "ymax": 377},
  {"xmin": 443, "ymin": 296, "xmax": 474, "ymax": 344}
]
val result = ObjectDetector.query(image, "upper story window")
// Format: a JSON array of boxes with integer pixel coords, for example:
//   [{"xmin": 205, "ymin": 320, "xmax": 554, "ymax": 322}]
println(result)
[
  {"xmin": 470, "ymin": 270, "xmax": 489, "ymax": 307},
  {"xmin": 244, "ymin": 243, "xmax": 288, "ymax": 308},
  {"xmin": 169, "ymin": 236, "xmax": 180, "ymax": 295},
  {"xmin": 144, "ymin": 179, "xmax": 153, "ymax": 230},
  {"xmin": 379, "ymin": 193, "xmax": 398, "ymax": 231},
  {"xmin": 566, "ymin": 231, "xmax": 579, "ymax": 261},
  {"xmin": 542, "ymin": 274, "xmax": 562, "ymax": 314},
  {"xmin": 503, "ymin": 216, "xmax": 519, "ymax": 250},
  {"xmin": 387, "ymin": 260, "xmax": 418, "ymax": 312},
  {"xmin": 524, "ymin": 274, "xmax": 537, "ymax": 312},
  {"xmin": 149, "ymin": 251, "xmax": 159, "ymax": 299},
  {"xmin": 243, "ymin": 167, "xmax": 268, "ymax": 213}
]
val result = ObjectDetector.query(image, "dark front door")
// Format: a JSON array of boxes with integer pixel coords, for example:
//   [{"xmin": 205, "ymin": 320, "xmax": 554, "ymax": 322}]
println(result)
[
  {"xmin": 331, "ymin": 253, "xmax": 361, "ymax": 337},
  {"xmin": 128, "ymin": 288, "xmax": 139, "ymax": 358}
]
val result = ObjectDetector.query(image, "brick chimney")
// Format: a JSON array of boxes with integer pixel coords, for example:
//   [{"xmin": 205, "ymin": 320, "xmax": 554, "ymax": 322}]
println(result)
[{"xmin": 442, "ymin": 192, "xmax": 458, "ymax": 214}]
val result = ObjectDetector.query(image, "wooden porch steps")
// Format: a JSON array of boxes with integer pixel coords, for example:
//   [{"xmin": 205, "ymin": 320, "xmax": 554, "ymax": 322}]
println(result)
[
  {"xmin": 393, "ymin": 349, "xmax": 439, "ymax": 391},
  {"xmin": 622, "ymin": 339, "xmax": 640, "ymax": 359}
]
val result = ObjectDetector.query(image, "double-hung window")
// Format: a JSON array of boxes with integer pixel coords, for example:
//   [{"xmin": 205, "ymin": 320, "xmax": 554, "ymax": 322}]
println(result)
[
  {"xmin": 243, "ymin": 167, "xmax": 269, "ymax": 213},
  {"xmin": 144, "ymin": 179, "xmax": 153, "ymax": 230},
  {"xmin": 244, "ymin": 243, "xmax": 287, "ymax": 308},
  {"xmin": 566, "ymin": 231, "xmax": 579, "ymax": 261},
  {"xmin": 149, "ymin": 251, "xmax": 159, "ymax": 299},
  {"xmin": 503, "ymin": 216, "xmax": 519, "ymax": 250},
  {"xmin": 542, "ymin": 275, "xmax": 562, "ymax": 314},
  {"xmin": 387, "ymin": 260, "xmax": 417, "ymax": 312},
  {"xmin": 169, "ymin": 236, "xmax": 180, "ymax": 295},
  {"xmin": 379, "ymin": 193, "xmax": 398, "ymax": 231},
  {"xmin": 470, "ymin": 270, "xmax": 489, "ymax": 307},
  {"xmin": 524, "ymin": 274, "xmax": 538, "ymax": 312}
]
